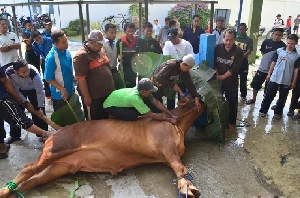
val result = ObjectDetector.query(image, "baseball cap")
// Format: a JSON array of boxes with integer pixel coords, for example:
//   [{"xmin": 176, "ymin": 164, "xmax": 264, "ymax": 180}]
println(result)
[
  {"xmin": 274, "ymin": 28, "xmax": 284, "ymax": 32},
  {"xmin": 182, "ymin": 54, "xmax": 195, "ymax": 67},
  {"xmin": 88, "ymin": 30, "xmax": 105, "ymax": 44},
  {"xmin": 276, "ymin": 14, "xmax": 281, "ymax": 17},
  {"xmin": 167, "ymin": 28, "xmax": 178, "ymax": 40},
  {"xmin": 138, "ymin": 78, "xmax": 158, "ymax": 92},
  {"xmin": 216, "ymin": 16, "xmax": 225, "ymax": 21},
  {"xmin": 44, "ymin": 19, "xmax": 52, "ymax": 25}
]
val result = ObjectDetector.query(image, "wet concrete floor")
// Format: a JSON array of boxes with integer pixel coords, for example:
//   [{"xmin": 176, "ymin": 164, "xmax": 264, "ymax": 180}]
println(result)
[{"xmin": 0, "ymin": 43, "xmax": 299, "ymax": 198}]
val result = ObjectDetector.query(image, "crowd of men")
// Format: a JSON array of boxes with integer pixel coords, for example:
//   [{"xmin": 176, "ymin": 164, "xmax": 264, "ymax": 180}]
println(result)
[{"xmin": 0, "ymin": 13, "xmax": 299, "ymax": 158}]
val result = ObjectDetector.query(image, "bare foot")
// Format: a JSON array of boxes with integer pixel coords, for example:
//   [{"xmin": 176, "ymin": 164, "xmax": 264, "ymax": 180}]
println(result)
[{"xmin": 228, "ymin": 124, "xmax": 236, "ymax": 131}]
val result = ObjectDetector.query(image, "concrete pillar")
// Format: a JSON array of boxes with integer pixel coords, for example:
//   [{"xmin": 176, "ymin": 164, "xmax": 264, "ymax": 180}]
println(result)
[
  {"xmin": 78, "ymin": 2, "xmax": 85, "ymax": 44},
  {"xmin": 199, "ymin": 34, "xmax": 216, "ymax": 69},
  {"xmin": 247, "ymin": 0, "xmax": 264, "ymax": 64},
  {"xmin": 86, "ymin": 4, "xmax": 90, "ymax": 34}
]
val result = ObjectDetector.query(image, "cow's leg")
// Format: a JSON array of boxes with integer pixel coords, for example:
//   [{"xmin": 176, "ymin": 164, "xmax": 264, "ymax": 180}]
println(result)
[
  {"xmin": 162, "ymin": 148, "xmax": 201, "ymax": 198},
  {"xmin": 16, "ymin": 162, "xmax": 71, "ymax": 193},
  {"xmin": 1, "ymin": 163, "xmax": 71, "ymax": 198}
]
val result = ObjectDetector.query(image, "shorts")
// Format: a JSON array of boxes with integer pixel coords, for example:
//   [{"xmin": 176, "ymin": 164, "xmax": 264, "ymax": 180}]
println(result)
[
  {"xmin": 293, "ymin": 26, "xmax": 299, "ymax": 30},
  {"xmin": 250, "ymin": 70, "xmax": 268, "ymax": 90},
  {"xmin": 0, "ymin": 97, "xmax": 33, "ymax": 129}
]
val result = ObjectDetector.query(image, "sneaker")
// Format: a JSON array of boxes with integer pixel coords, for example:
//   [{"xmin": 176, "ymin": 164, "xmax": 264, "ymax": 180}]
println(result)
[
  {"xmin": 287, "ymin": 109, "xmax": 294, "ymax": 116},
  {"xmin": 241, "ymin": 97, "xmax": 247, "ymax": 101}
]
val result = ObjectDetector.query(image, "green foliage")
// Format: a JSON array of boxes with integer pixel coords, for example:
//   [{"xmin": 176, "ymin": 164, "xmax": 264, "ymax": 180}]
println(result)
[
  {"xmin": 91, "ymin": 21, "xmax": 101, "ymax": 30},
  {"xmin": 51, "ymin": 93, "xmax": 85, "ymax": 127},
  {"xmin": 131, "ymin": 52, "xmax": 171, "ymax": 78},
  {"xmin": 190, "ymin": 66, "xmax": 229, "ymax": 142},
  {"xmin": 128, "ymin": 4, "xmax": 145, "ymax": 25},
  {"xmin": 168, "ymin": 3, "xmax": 210, "ymax": 30},
  {"xmin": 68, "ymin": 19, "xmax": 87, "ymax": 35},
  {"xmin": 65, "ymin": 30, "xmax": 78, "ymax": 37}
]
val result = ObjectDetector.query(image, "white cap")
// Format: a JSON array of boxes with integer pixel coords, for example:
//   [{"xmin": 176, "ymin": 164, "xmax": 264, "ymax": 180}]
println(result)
[
  {"xmin": 182, "ymin": 54, "xmax": 195, "ymax": 67},
  {"xmin": 88, "ymin": 30, "xmax": 105, "ymax": 44}
]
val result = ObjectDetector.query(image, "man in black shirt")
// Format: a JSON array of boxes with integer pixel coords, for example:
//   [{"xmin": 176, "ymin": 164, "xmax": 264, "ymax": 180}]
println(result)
[
  {"xmin": 215, "ymin": 29, "xmax": 244, "ymax": 130},
  {"xmin": 138, "ymin": 22, "xmax": 162, "ymax": 54}
]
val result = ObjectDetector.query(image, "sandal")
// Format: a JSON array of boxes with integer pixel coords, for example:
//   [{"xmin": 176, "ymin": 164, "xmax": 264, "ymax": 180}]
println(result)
[
  {"xmin": 246, "ymin": 99, "xmax": 256, "ymax": 105},
  {"xmin": 259, "ymin": 112, "xmax": 266, "ymax": 118}
]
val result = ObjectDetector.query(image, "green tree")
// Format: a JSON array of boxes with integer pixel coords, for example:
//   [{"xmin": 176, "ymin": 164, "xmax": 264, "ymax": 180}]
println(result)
[{"xmin": 168, "ymin": 3, "xmax": 210, "ymax": 30}]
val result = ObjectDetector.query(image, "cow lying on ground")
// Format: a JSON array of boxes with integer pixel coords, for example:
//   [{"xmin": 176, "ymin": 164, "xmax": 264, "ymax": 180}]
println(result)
[{"xmin": 0, "ymin": 99, "xmax": 205, "ymax": 198}]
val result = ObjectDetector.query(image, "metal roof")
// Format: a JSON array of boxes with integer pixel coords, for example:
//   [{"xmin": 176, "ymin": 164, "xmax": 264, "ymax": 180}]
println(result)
[{"xmin": 0, "ymin": 0, "xmax": 218, "ymax": 6}]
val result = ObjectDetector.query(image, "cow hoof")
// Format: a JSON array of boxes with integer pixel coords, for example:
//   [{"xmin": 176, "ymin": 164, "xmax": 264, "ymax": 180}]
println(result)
[
  {"xmin": 0, "ymin": 188, "xmax": 10, "ymax": 198},
  {"xmin": 178, "ymin": 178, "xmax": 201, "ymax": 198}
]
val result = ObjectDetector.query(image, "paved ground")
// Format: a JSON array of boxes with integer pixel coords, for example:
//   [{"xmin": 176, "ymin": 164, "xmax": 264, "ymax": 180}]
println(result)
[{"xmin": 0, "ymin": 42, "xmax": 299, "ymax": 198}]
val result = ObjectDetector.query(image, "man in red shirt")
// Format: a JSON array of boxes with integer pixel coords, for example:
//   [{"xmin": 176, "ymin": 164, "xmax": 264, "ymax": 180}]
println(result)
[{"xmin": 287, "ymin": 16, "xmax": 292, "ymax": 34}]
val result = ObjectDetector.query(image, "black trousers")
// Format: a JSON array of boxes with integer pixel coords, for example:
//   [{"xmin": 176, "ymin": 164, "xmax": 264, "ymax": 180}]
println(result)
[
  {"xmin": 105, "ymin": 107, "xmax": 140, "ymax": 121},
  {"xmin": 222, "ymin": 85, "xmax": 238, "ymax": 125},
  {"xmin": 9, "ymin": 89, "xmax": 48, "ymax": 137},
  {"xmin": 0, "ymin": 97, "xmax": 34, "ymax": 142},
  {"xmin": 81, "ymin": 96, "xmax": 109, "ymax": 120},
  {"xmin": 25, "ymin": 50, "xmax": 41, "ymax": 73},
  {"xmin": 239, "ymin": 58, "xmax": 249, "ymax": 98},
  {"xmin": 260, "ymin": 81, "xmax": 290, "ymax": 116},
  {"xmin": 41, "ymin": 59, "xmax": 51, "ymax": 97}
]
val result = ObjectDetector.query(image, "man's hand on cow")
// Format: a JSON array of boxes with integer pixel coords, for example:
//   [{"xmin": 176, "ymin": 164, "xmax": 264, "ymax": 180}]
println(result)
[
  {"xmin": 83, "ymin": 95, "xmax": 92, "ymax": 107},
  {"xmin": 169, "ymin": 117, "xmax": 178, "ymax": 125},
  {"xmin": 60, "ymin": 88, "xmax": 68, "ymax": 100}
]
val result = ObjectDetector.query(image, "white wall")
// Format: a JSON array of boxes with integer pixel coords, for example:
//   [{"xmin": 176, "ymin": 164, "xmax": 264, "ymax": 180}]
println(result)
[
  {"xmin": 2, "ymin": 0, "xmax": 300, "ymax": 32},
  {"xmin": 214, "ymin": 0, "xmax": 300, "ymax": 31}
]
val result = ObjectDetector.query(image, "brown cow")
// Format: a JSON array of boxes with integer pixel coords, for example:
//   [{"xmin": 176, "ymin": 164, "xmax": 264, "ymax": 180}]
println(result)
[{"xmin": 0, "ymin": 99, "xmax": 205, "ymax": 198}]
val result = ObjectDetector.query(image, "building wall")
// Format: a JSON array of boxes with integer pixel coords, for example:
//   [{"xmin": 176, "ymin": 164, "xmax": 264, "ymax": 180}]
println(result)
[
  {"xmin": 2, "ymin": 0, "xmax": 300, "ymax": 32},
  {"xmin": 214, "ymin": 0, "xmax": 300, "ymax": 31}
]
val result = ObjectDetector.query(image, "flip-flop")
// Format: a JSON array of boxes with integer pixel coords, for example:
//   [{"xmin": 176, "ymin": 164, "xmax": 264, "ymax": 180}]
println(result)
[{"xmin": 246, "ymin": 99, "xmax": 256, "ymax": 105}]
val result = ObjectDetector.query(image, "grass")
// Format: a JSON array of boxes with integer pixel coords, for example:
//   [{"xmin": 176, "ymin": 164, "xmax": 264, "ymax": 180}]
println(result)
[{"xmin": 67, "ymin": 31, "xmax": 124, "ymax": 42}]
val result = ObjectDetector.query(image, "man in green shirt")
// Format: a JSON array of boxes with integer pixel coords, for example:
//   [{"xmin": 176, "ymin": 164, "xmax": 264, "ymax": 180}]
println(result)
[{"xmin": 104, "ymin": 78, "xmax": 178, "ymax": 124}]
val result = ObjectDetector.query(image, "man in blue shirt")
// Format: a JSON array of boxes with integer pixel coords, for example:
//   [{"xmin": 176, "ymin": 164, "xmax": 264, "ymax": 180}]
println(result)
[
  {"xmin": 44, "ymin": 30, "xmax": 74, "ymax": 111},
  {"xmin": 32, "ymin": 30, "xmax": 53, "ymax": 99},
  {"xmin": 182, "ymin": 15, "xmax": 205, "ymax": 54},
  {"xmin": 42, "ymin": 19, "xmax": 52, "ymax": 37},
  {"xmin": 259, "ymin": 34, "xmax": 300, "ymax": 119}
]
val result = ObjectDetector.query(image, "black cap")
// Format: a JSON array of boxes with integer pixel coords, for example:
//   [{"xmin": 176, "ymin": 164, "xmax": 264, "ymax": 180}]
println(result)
[
  {"xmin": 167, "ymin": 28, "xmax": 178, "ymax": 39},
  {"xmin": 216, "ymin": 16, "xmax": 225, "ymax": 21},
  {"xmin": 138, "ymin": 78, "xmax": 158, "ymax": 92},
  {"xmin": 274, "ymin": 28, "xmax": 284, "ymax": 32}
]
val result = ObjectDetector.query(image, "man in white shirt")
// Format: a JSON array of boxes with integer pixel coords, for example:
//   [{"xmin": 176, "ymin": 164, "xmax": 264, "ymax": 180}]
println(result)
[
  {"xmin": 0, "ymin": 18, "xmax": 21, "ymax": 144},
  {"xmin": 153, "ymin": 19, "xmax": 161, "ymax": 40},
  {"xmin": 163, "ymin": 28, "xmax": 194, "ymax": 60},
  {"xmin": 211, "ymin": 16, "xmax": 226, "ymax": 44},
  {"xmin": 0, "ymin": 19, "xmax": 20, "ymax": 67},
  {"xmin": 274, "ymin": 14, "xmax": 284, "ymax": 28},
  {"xmin": 163, "ymin": 27, "xmax": 194, "ymax": 110}
]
